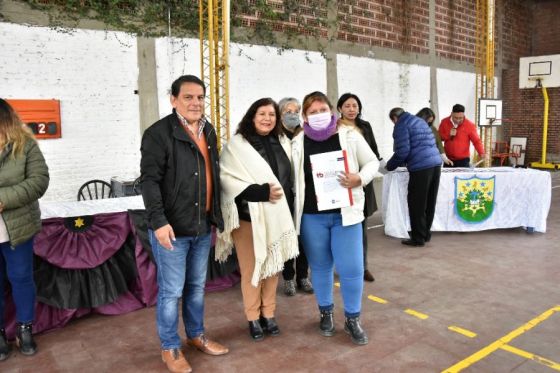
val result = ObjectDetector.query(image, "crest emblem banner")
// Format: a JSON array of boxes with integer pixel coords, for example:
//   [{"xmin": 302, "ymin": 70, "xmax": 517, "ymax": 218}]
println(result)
[{"xmin": 455, "ymin": 175, "xmax": 495, "ymax": 223}]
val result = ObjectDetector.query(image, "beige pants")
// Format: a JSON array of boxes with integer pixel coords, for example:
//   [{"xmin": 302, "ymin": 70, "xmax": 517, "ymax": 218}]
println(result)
[{"xmin": 232, "ymin": 220, "xmax": 278, "ymax": 321}]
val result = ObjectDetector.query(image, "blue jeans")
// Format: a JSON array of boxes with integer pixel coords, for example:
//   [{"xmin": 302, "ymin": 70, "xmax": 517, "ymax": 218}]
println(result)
[
  {"xmin": 0, "ymin": 238, "xmax": 36, "ymax": 327},
  {"xmin": 300, "ymin": 213, "xmax": 363, "ymax": 317},
  {"xmin": 149, "ymin": 230, "xmax": 211, "ymax": 350}
]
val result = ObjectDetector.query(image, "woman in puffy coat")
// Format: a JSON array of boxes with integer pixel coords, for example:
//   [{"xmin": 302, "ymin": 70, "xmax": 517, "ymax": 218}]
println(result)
[{"xmin": 0, "ymin": 98, "xmax": 49, "ymax": 360}]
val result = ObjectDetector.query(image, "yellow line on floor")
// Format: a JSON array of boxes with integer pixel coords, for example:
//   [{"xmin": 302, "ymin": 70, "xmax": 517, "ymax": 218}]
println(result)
[
  {"xmin": 404, "ymin": 309, "xmax": 429, "ymax": 320},
  {"xmin": 334, "ymin": 282, "xmax": 340, "ymax": 287},
  {"xmin": 448, "ymin": 326, "xmax": 477, "ymax": 338},
  {"xmin": 500, "ymin": 344, "xmax": 560, "ymax": 371},
  {"xmin": 442, "ymin": 305, "xmax": 560, "ymax": 373},
  {"xmin": 368, "ymin": 295, "xmax": 388, "ymax": 304}
]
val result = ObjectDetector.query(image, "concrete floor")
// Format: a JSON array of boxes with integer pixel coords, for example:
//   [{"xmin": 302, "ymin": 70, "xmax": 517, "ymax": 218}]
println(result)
[{"xmin": 2, "ymin": 172, "xmax": 559, "ymax": 373}]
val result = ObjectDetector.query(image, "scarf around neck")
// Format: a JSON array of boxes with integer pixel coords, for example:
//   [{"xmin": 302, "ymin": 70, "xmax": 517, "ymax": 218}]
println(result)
[
  {"xmin": 303, "ymin": 114, "xmax": 338, "ymax": 141},
  {"xmin": 216, "ymin": 134, "xmax": 298, "ymax": 286}
]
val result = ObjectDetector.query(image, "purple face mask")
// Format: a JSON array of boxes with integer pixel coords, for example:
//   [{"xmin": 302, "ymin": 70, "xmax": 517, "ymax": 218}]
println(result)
[{"xmin": 304, "ymin": 113, "xmax": 338, "ymax": 141}]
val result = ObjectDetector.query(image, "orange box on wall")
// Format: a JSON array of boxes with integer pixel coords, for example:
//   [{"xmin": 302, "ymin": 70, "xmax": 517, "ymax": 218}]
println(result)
[{"xmin": 6, "ymin": 99, "xmax": 61, "ymax": 139}]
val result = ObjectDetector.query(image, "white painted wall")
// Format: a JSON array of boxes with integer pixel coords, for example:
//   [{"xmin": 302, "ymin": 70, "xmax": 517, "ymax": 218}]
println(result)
[
  {"xmin": 337, "ymin": 54, "xmax": 431, "ymax": 159},
  {"xmin": 155, "ymin": 39, "xmax": 326, "ymax": 136},
  {"xmin": 436, "ymin": 68, "xmax": 477, "ymax": 125},
  {"xmin": 0, "ymin": 23, "xmax": 140, "ymax": 201},
  {"xmin": 1, "ymin": 21, "xmax": 484, "ymax": 202},
  {"xmin": 154, "ymin": 37, "xmax": 201, "ymax": 119},
  {"xmin": 228, "ymin": 44, "xmax": 326, "ymax": 131}
]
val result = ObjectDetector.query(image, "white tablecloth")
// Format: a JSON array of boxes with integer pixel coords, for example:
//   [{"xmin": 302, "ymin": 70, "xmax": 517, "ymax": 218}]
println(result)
[
  {"xmin": 40, "ymin": 196, "xmax": 145, "ymax": 219},
  {"xmin": 382, "ymin": 167, "xmax": 551, "ymax": 238}
]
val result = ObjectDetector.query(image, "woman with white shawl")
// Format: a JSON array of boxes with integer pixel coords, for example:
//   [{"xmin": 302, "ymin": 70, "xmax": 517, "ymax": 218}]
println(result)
[{"xmin": 216, "ymin": 98, "xmax": 298, "ymax": 341}]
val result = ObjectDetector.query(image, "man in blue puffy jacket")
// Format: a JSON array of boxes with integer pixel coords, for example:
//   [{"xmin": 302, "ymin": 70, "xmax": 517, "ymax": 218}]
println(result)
[{"xmin": 386, "ymin": 108, "xmax": 442, "ymax": 247}]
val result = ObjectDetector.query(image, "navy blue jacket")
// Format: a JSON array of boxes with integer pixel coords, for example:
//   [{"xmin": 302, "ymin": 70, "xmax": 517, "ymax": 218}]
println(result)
[{"xmin": 386, "ymin": 112, "xmax": 442, "ymax": 172}]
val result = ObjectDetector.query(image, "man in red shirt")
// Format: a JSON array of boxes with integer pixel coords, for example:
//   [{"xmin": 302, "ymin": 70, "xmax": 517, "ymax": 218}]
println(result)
[{"xmin": 439, "ymin": 104, "xmax": 486, "ymax": 167}]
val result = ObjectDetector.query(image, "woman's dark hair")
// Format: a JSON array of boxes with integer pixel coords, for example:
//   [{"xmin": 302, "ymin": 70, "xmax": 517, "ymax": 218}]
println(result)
[
  {"xmin": 236, "ymin": 98, "xmax": 283, "ymax": 140},
  {"xmin": 337, "ymin": 93, "xmax": 363, "ymax": 119},
  {"xmin": 416, "ymin": 107, "xmax": 436, "ymax": 126}
]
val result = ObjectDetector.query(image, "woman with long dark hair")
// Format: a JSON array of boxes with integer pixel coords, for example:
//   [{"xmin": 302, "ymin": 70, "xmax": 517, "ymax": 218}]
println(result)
[
  {"xmin": 337, "ymin": 93, "xmax": 383, "ymax": 282},
  {"xmin": 416, "ymin": 107, "xmax": 453, "ymax": 166},
  {"xmin": 217, "ymin": 98, "xmax": 298, "ymax": 341},
  {"xmin": 0, "ymin": 98, "xmax": 49, "ymax": 360}
]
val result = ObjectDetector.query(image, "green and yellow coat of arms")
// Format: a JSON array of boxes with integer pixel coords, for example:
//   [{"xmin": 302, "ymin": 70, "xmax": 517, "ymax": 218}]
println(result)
[{"xmin": 455, "ymin": 175, "xmax": 495, "ymax": 223}]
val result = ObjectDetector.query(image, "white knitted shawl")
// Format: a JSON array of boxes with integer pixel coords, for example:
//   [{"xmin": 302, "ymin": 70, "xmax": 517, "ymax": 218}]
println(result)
[{"xmin": 216, "ymin": 133, "xmax": 298, "ymax": 287}]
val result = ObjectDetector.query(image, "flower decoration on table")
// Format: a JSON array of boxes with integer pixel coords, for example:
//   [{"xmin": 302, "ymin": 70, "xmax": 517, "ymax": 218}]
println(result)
[{"xmin": 455, "ymin": 176, "xmax": 495, "ymax": 223}]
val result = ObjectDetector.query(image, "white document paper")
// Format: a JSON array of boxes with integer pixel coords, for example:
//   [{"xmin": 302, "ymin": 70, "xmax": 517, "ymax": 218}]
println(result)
[{"xmin": 310, "ymin": 150, "xmax": 353, "ymax": 211}]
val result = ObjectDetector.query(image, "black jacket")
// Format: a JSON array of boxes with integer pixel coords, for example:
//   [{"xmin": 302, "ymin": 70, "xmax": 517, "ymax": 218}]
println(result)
[
  {"xmin": 356, "ymin": 119, "xmax": 381, "ymax": 217},
  {"xmin": 140, "ymin": 111, "xmax": 223, "ymax": 236}
]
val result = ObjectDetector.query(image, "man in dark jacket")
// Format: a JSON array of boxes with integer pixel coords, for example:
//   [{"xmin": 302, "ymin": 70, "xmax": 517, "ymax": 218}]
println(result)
[
  {"xmin": 386, "ymin": 108, "xmax": 442, "ymax": 247},
  {"xmin": 140, "ymin": 75, "xmax": 228, "ymax": 373}
]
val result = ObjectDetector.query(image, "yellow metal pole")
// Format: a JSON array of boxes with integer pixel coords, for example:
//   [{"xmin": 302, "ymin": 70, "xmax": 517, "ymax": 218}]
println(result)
[
  {"xmin": 483, "ymin": 0, "xmax": 495, "ymax": 168},
  {"xmin": 207, "ymin": 0, "xmax": 216, "ymax": 129},
  {"xmin": 541, "ymin": 84, "xmax": 549, "ymax": 164},
  {"xmin": 199, "ymin": 1, "xmax": 204, "ymax": 82},
  {"xmin": 223, "ymin": 0, "xmax": 230, "ymax": 143},
  {"xmin": 531, "ymin": 83, "xmax": 557, "ymax": 169}
]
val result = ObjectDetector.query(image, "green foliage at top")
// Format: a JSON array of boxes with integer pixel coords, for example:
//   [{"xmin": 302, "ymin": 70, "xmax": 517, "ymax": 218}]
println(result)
[{"xmin": 19, "ymin": 0, "xmax": 330, "ymax": 49}]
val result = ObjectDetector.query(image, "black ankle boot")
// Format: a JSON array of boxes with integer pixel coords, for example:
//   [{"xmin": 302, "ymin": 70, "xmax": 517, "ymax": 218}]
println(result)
[
  {"xmin": 16, "ymin": 323, "xmax": 37, "ymax": 355},
  {"xmin": 248, "ymin": 320, "xmax": 264, "ymax": 341},
  {"xmin": 259, "ymin": 316, "xmax": 280, "ymax": 336},
  {"xmin": 0, "ymin": 328, "xmax": 11, "ymax": 361},
  {"xmin": 319, "ymin": 310, "xmax": 335, "ymax": 336},
  {"xmin": 344, "ymin": 316, "xmax": 368, "ymax": 345}
]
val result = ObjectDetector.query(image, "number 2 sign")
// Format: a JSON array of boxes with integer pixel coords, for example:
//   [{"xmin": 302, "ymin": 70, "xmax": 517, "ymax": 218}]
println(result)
[{"xmin": 6, "ymin": 99, "xmax": 61, "ymax": 139}]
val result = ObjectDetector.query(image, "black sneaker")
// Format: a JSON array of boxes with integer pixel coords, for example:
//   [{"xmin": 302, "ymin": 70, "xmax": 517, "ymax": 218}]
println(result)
[
  {"xmin": 0, "ymin": 328, "xmax": 11, "ymax": 361},
  {"xmin": 16, "ymin": 323, "xmax": 37, "ymax": 356},
  {"xmin": 283, "ymin": 280, "xmax": 296, "ymax": 296},
  {"xmin": 319, "ymin": 310, "xmax": 335, "ymax": 336},
  {"xmin": 401, "ymin": 239, "xmax": 425, "ymax": 247},
  {"xmin": 259, "ymin": 316, "xmax": 280, "ymax": 336},
  {"xmin": 248, "ymin": 320, "xmax": 264, "ymax": 341},
  {"xmin": 297, "ymin": 278, "xmax": 314, "ymax": 294},
  {"xmin": 344, "ymin": 316, "xmax": 368, "ymax": 345}
]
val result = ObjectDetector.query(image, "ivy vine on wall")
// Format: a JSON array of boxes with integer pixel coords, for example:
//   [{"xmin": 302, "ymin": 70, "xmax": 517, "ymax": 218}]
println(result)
[{"xmin": 18, "ymin": 0, "xmax": 331, "ymax": 51}]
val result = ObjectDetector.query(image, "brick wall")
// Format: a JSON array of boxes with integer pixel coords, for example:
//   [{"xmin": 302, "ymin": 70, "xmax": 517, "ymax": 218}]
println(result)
[
  {"xmin": 502, "ymin": 69, "xmax": 560, "ymax": 164},
  {"xmin": 501, "ymin": 0, "xmax": 560, "ymax": 164},
  {"xmin": 434, "ymin": 0, "xmax": 476, "ymax": 63},
  {"xmin": 237, "ymin": 0, "xmax": 479, "ymax": 63},
  {"xmin": 500, "ymin": 0, "xmax": 533, "ymax": 68},
  {"xmin": 532, "ymin": 0, "xmax": 560, "ymax": 56}
]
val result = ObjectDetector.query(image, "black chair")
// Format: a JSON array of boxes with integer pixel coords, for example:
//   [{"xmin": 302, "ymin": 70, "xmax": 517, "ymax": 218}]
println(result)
[
  {"xmin": 77, "ymin": 180, "xmax": 115, "ymax": 201},
  {"xmin": 132, "ymin": 176, "xmax": 142, "ymax": 195}
]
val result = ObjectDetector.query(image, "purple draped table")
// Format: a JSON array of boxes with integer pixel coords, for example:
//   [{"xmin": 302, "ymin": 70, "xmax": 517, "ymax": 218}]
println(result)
[{"xmin": 4, "ymin": 196, "xmax": 239, "ymax": 339}]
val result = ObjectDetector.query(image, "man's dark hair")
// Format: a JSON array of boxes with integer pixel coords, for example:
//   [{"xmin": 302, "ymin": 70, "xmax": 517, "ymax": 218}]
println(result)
[
  {"xmin": 171, "ymin": 75, "xmax": 206, "ymax": 97},
  {"xmin": 337, "ymin": 93, "xmax": 363, "ymax": 118},
  {"xmin": 416, "ymin": 107, "xmax": 436, "ymax": 125},
  {"xmin": 452, "ymin": 104, "xmax": 465, "ymax": 113},
  {"xmin": 389, "ymin": 107, "xmax": 405, "ymax": 121},
  {"xmin": 236, "ymin": 98, "xmax": 283, "ymax": 140}
]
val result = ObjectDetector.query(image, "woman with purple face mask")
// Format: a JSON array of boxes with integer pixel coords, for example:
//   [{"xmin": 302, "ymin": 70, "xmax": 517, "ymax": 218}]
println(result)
[{"xmin": 291, "ymin": 92, "xmax": 378, "ymax": 346}]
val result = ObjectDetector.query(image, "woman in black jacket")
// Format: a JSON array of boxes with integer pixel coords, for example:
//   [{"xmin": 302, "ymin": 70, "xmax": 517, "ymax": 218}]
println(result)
[{"xmin": 337, "ymin": 93, "xmax": 382, "ymax": 282}]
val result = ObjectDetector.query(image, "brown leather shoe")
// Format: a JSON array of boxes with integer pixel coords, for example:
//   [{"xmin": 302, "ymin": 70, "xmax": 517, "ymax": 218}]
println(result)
[
  {"xmin": 161, "ymin": 349, "xmax": 192, "ymax": 373},
  {"xmin": 364, "ymin": 269, "xmax": 375, "ymax": 282},
  {"xmin": 187, "ymin": 334, "xmax": 229, "ymax": 356}
]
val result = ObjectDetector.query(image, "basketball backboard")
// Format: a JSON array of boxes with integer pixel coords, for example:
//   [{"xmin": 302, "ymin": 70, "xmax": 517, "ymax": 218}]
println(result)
[
  {"xmin": 519, "ymin": 54, "xmax": 560, "ymax": 89},
  {"xmin": 478, "ymin": 98, "xmax": 503, "ymax": 127}
]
